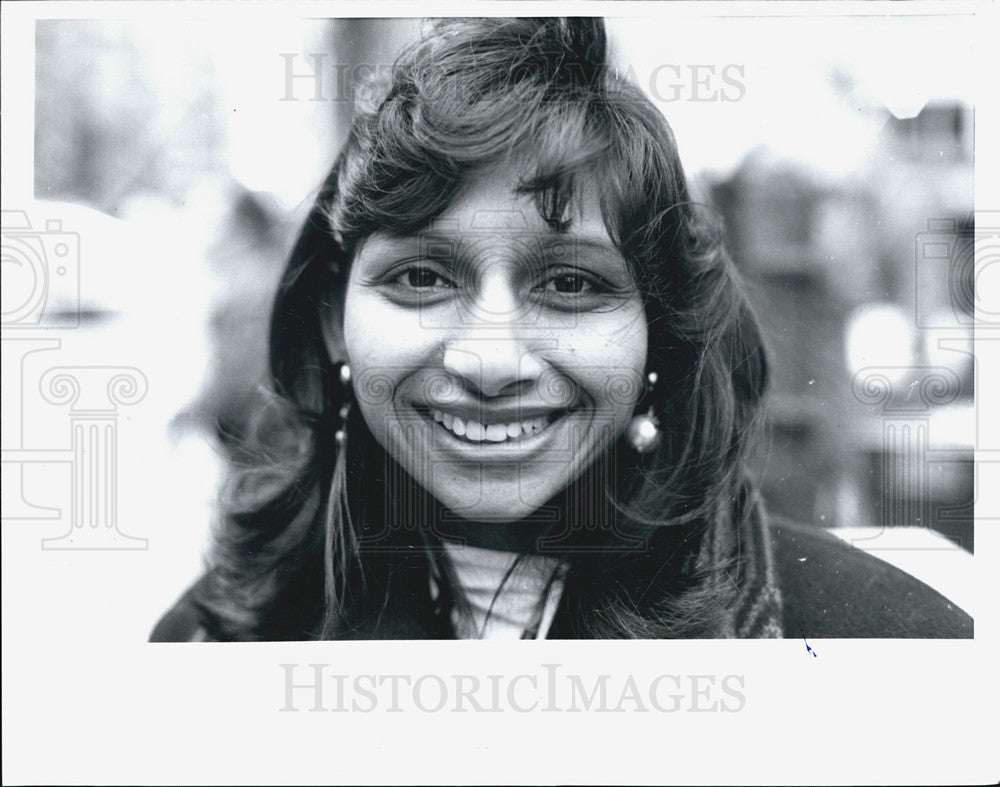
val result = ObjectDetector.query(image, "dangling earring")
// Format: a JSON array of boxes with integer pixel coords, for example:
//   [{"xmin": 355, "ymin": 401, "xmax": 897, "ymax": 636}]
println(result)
[
  {"xmin": 334, "ymin": 363, "xmax": 352, "ymax": 447},
  {"xmin": 627, "ymin": 371, "xmax": 662, "ymax": 454},
  {"xmin": 323, "ymin": 362, "xmax": 356, "ymax": 627}
]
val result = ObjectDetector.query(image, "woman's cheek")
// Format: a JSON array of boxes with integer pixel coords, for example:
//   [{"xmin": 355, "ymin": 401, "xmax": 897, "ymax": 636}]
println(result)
[
  {"xmin": 345, "ymin": 292, "xmax": 432, "ymax": 370},
  {"xmin": 343, "ymin": 292, "xmax": 437, "ymax": 440},
  {"xmin": 569, "ymin": 306, "xmax": 648, "ymax": 394}
]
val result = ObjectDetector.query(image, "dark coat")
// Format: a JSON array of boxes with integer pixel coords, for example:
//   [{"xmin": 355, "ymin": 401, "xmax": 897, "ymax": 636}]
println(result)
[{"xmin": 150, "ymin": 519, "xmax": 973, "ymax": 641}]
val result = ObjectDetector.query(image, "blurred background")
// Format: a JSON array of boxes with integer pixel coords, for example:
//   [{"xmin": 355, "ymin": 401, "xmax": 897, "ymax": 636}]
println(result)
[{"xmin": 26, "ymin": 15, "xmax": 975, "ymax": 621}]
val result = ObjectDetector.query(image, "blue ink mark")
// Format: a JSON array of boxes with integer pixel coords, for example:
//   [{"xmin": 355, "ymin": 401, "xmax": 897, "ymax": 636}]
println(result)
[{"xmin": 804, "ymin": 637, "xmax": 818, "ymax": 657}]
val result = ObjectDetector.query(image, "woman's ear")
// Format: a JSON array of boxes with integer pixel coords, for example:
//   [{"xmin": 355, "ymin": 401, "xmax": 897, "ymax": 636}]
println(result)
[
  {"xmin": 319, "ymin": 281, "xmax": 348, "ymax": 366},
  {"xmin": 320, "ymin": 233, "xmax": 364, "ymax": 369}
]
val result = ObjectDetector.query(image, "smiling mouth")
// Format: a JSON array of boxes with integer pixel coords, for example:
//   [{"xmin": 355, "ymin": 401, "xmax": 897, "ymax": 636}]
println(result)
[{"xmin": 425, "ymin": 408, "xmax": 566, "ymax": 444}]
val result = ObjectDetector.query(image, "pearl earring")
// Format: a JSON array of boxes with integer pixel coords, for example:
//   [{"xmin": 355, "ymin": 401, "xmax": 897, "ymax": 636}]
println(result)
[
  {"xmin": 335, "ymin": 363, "xmax": 352, "ymax": 446},
  {"xmin": 627, "ymin": 372, "xmax": 661, "ymax": 454},
  {"xmin": 325, "ymin": 362, "xmax": 355, "ymax": 620}
]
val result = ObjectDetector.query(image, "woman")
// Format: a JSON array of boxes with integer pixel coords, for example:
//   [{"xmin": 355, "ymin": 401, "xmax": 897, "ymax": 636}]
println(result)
[{"xmin": 153, "ymin": 17, "xmax": 971, "ymax": 641}]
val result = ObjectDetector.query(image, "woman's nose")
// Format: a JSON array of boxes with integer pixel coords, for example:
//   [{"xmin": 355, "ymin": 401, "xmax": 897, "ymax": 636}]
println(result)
[
  {"xmin": 443, "ymin": 339, "xmax": 544, "ymax": 397},
  {"xmin": 442, "ymin": 270, "xmax": 544, "ymax": 397}
]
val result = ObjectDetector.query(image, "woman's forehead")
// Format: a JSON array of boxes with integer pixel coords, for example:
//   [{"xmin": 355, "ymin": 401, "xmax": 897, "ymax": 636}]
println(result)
[{"xmin": 432, "ymin": 168, "xmax": 610, "ymax": 237}]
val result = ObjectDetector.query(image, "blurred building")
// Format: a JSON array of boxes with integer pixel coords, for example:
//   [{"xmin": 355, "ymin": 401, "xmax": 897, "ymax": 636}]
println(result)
[{"xmin": 709, "ymin": 100, "xmax": 974, "ymax": 550}]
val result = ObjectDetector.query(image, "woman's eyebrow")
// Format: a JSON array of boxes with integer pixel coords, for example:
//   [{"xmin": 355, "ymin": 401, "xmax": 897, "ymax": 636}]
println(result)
[
  {"xmin": 365, "ymin": 229, "xmax": 623, "ymax": 264},
  {"xmin": 362, "ymin": 233, "xmax": 454, "ymax": 259},
  {"xmin": 536, "ymin": 234, "xmax": 620, "ymax": 256}
]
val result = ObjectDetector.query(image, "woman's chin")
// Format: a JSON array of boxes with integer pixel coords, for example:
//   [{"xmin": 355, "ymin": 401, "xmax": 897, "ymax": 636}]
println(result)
[{"xmin": 433, "ymin": 483, "xmax": 561, "ymax": 526}]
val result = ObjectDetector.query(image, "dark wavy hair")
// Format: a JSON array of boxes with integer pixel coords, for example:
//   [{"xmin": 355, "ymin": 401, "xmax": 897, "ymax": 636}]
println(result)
[{"xmin": 193, "ymin": 17, "xmax": 769, "ymax": 640}]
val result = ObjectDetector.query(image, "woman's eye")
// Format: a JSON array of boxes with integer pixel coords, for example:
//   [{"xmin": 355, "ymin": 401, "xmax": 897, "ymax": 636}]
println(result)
[
  {"xmin": 397, "ymin": 266, "xmax": 454, "ymax": 289},
  {"xmin": 544, "ymin": 272, "xmax": 599, "ymax": 295}
]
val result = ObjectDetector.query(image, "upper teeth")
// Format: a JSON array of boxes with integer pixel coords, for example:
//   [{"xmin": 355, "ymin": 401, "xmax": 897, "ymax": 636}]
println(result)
[{"xmin": 432, "ymin": 409, "xmax": 548, "ymax": 442}]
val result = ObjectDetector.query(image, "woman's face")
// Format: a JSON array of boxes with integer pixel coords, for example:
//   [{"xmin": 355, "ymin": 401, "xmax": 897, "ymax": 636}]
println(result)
[{"xmin": 335, "ymin": 170, "xmax": 648, "ymax": 524}]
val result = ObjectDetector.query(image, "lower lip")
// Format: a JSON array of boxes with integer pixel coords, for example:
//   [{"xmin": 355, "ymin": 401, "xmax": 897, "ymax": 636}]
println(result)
[{"xmin": 413, "ymin": 408, "xmax": 571, "ymax": 460}]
